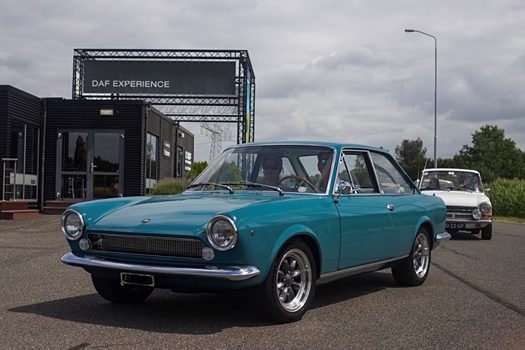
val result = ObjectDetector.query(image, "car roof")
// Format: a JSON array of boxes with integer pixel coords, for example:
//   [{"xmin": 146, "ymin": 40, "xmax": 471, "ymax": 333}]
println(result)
[
  {"xmin": 422, "ymin": 168, "xmax": 481, "ymax": 175},
  {"xmin": 227, "ymin": 141, "xmax": 386, "ymax": 153}
]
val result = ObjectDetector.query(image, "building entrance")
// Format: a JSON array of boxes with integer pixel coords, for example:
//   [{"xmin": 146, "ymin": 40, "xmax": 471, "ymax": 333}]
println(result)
[{"xmin": 57, "ymin": 130, "xmax": 124, "ymax": 200}]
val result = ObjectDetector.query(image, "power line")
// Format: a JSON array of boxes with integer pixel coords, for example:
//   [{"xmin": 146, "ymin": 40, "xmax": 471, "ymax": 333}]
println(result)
[{"xmin": 200, "ymin": 123, "xmax": 232, "ymax": 162}]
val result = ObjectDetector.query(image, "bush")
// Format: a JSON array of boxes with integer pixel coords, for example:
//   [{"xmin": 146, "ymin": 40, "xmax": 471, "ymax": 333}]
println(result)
[
  {"xmin": 486, "ymin": 178, "xmax": 525, "ymax": 218},
  {"xmin": 187, "ymin": 161, "xmax": 208, "ymax": 181},
  {"xmin": 151, "ymin": 178, "xmax": 191, "ymax": 195}
]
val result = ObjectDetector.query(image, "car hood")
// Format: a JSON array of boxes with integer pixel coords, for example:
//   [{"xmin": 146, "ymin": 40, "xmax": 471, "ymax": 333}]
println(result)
[
  {"xmin": 85, "ymin": 193, "xmax": 300, "ymax": 236},
  {"xmin": 421, "ymin": 190, "xmax": 490, "ymax": 207}
]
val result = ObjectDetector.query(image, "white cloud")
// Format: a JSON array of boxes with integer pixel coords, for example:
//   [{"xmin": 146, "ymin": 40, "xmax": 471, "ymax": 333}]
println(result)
[{"xmin": 2, "ymin": 0, "xmax": 525, "ymax": 162}]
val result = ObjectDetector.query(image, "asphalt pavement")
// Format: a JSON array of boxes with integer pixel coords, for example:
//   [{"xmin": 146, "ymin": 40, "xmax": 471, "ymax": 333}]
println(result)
[{"xmin": 1, "ymin": 215, "xmax": 524, "ymax": 350}]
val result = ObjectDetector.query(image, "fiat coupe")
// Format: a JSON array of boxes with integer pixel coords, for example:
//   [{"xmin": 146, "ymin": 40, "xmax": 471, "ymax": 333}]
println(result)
[{"xmin": 61, "ymin": 141, "xmax": 449, "ymax": 323}]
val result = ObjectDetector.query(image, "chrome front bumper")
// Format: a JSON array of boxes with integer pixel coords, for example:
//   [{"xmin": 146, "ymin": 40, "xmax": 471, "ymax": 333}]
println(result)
[{"xmin": 61, "ymin": 252, "xmax": 260, "ymax": 281}]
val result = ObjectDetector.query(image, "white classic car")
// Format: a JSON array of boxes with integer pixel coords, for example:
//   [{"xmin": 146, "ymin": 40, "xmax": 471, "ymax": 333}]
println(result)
[{"xmin": 418, "ymin": 168, "xmax": 492, "ymax": 240}]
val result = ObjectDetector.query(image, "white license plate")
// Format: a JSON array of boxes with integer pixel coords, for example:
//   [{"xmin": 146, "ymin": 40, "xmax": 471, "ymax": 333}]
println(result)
[
  {"xmin": 446, "ymin": 223, "xmax": 465, "ymax": 229},
  {"xmin": 120, "ymin": 272, "xmax": 155, "ymax": 287}
]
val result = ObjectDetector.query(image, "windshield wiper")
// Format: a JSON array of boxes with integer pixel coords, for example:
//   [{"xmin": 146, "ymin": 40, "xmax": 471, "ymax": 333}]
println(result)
[
  {"xmin": 186, "ymin": 182, "xmax": 234, "ymax": 194},
  {"xmin": 223, "ymin": 181, "xmax": 284, "ymax": 196}
]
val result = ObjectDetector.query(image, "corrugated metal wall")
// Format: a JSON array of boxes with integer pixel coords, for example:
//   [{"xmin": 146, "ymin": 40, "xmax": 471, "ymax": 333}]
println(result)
[
  {"xmin": 2, "ymin": 86, "xmax": 196, "ymax": 207},
  {"xmin": 0, "ymin": 86, "xmax": 41, "ymax": 202}
]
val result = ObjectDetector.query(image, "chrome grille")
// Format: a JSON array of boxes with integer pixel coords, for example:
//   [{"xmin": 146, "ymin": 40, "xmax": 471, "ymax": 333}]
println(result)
[
  {"xmin": 88, "ymin": 233, "xmax": 205, "ymax": 259},
  {"xmin": 446, "ymin": 206, "xmax": 475, "ymax": 220}
]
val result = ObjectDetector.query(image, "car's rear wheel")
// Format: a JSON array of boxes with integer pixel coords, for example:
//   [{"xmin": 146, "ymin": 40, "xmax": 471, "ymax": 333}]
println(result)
[
  {"xmin": 255, "ymin": 239, "xmax": 316, "ymax": 323},
  {"xmin": 392, "ymin": 228, "xmax": 430, "ymax": 286},
  {"xmin": 91, "ymin": 275, "xmax": 154, "ymax": 304},
  {"xmin": 481, "ymin": 224, "xmax": 492, "ymax": 240}
]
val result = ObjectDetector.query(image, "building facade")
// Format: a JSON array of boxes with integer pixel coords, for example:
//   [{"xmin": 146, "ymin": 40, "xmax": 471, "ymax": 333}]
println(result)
[{"xmin": 1, "ymin": 85, "xmax": 194, "ymax": 210}]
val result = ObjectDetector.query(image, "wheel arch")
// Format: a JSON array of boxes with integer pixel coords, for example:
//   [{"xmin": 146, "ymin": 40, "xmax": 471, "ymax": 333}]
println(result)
[
  {"xmin": 271, "ymin": 225, "xmax": 322, "ymax": 280},
  {"xmin": 419, "ymin": 220, "xmax": 434, "ymax": 249},
  {"xmin": 291, "ymin": 234, "xmax": 322, "ymax": 279}
]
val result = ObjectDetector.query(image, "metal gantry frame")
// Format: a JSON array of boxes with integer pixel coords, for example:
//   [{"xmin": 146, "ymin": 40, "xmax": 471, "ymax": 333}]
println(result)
[{"xmin": 72, "ymin": 49, "xmax": 255, "ymax": 144}]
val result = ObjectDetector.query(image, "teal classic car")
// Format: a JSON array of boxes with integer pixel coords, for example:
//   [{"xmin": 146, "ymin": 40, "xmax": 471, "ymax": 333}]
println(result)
[{"xmin": 61, "ymin": 141, "xmax": 450, "ymax": 323}]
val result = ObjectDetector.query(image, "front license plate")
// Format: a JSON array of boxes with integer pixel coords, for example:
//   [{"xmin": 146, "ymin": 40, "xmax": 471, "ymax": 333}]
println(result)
[
  {"xmin": 446, "ymin": 223, "xmax": 465, "ymax": 230},
  {"xmin": 120, "ymin": 272, "xmax": 155, "ymax": 287}
]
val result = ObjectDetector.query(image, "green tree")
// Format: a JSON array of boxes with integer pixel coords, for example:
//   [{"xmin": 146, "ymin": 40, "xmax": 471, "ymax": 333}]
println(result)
[
  {"xmin": 394, "ymin": 137, "xmax": 428, "ymax": 180},
  {"xmin": 453, "ymin": 125, "xmax": 525, "ymax": 182},
  {"xmin": 187, "ymin": 161, "xmax": 208, "ymax": 181}
]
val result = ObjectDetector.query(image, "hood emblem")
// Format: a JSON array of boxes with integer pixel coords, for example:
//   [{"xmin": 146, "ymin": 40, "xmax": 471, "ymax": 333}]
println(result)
[{"xmin": 142, "ymin": 218, "xmax": 151, "ymax": 223}]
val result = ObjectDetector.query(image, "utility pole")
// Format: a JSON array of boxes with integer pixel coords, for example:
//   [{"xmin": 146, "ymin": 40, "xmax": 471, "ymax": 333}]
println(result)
[{"xmin": 200, "ymin": 123, "xmax": 232, "ymax": 162}]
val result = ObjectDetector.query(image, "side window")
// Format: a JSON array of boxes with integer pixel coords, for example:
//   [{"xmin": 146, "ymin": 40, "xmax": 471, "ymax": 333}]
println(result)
[
  {"xmin": 369, "ymin": 152, "xmax": 413, "ymax": 194},
  {"xmin": 340, "ymin": 151, "xmax": 379, "ymax": 194}
]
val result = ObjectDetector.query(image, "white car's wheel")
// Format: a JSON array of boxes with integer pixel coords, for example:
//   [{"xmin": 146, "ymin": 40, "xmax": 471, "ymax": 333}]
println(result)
[{"xmin": 481, "ymin": 224, "xmax": 492, "ymax": 240}]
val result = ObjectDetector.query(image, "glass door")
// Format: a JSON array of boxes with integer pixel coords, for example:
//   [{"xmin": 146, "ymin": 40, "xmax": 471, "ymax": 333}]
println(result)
[
  {"xmin": 91, "ymin": 132, "xmax": 122, "ymax": 199},
  {"xmin": 57, "ymin": 130, "xmax": 123, "ymax": 200},
  {"xmin": 59, "ymin": 131, "xmax": 88, "ymax": 200}
]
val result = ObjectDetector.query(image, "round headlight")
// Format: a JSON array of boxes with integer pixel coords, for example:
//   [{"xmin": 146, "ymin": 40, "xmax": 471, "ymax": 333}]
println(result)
[
  {"xmin": 61, "ymin": 209, "xmax": 84, "ymax": 240},
  {"xmin": 480, "ymin": 202, "xmax": 492, "ymax": 214},
  {"xmin": 206, "ymin": 215, "xmax": 238, "ymax": 251},
  {"xmin": 472, "ymin": 209, "xmax": 481, "ymax": 220}
]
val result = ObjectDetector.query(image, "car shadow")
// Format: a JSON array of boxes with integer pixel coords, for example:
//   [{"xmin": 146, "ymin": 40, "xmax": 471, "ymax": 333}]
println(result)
[
  {"xmin": 449, "ymin": 231, "xmax": 482, "ymax": 240},
  {"xmin": 9, "ymin": 272, "xmax": 393, "ymax": 331}
]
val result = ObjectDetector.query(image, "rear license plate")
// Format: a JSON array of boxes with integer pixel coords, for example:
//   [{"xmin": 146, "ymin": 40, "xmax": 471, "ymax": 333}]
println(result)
[
  {"xmin": 120, "ymin": 272, "xmax": 155, "ymax": 287},
  {"xmin": 446, "ymin": 223, "xmax": 465, "ymax": 230}
]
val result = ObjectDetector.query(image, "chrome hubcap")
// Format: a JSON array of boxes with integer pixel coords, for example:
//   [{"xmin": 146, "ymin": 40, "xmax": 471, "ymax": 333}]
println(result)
[
  {"xmin": 276, "ymin": 248, "xmax": 312, "ymax": 312},
  {"xmin": 413, "ymin": 232, "xmax": 430, "ymax": 278}
]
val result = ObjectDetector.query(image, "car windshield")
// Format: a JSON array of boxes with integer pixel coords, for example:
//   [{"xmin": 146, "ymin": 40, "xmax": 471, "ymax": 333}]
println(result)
[
  {"xmin": 186, "ymin": 144, "xmax": 335, "ymax": 194},
  {"xmin": 419, "ymin": 170, "xmax": 484, "ymax": 192}
]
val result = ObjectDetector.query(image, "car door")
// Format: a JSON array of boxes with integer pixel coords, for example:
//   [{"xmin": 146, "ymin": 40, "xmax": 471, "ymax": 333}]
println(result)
[
  {"xmin": 334, "ymin": 149, "xmax": 417, "ymax": 269},
  {"xmin": 334, "ymin": 150, "xmax": 400, "ymax": 269},
  {"xmin": 368, "ymin": 150, "xmax": 418, "ymax": 254}
]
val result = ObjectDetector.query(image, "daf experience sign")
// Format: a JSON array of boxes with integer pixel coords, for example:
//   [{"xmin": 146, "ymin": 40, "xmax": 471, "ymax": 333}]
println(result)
[{"xmin": 84, "ymin": 60, "xmax": 236, "ymax": 96}]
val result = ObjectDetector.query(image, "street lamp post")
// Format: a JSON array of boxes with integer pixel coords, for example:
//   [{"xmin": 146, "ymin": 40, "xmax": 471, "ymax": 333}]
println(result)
[{"xmin": 405, "ymin": 29, "xmax": 438, "ymax": 168}]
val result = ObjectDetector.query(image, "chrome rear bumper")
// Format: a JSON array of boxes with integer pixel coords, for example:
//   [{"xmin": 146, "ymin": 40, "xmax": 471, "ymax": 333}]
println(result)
[{"xmin": 434, "ymin": 231, "xmax": 452, "ymax": 248}]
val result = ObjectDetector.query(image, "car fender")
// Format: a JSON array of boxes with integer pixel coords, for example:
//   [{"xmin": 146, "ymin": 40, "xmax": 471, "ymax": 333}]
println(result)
[{"xmin": 262, "ymin": 224, "xmax": 322, "ymax": 277}]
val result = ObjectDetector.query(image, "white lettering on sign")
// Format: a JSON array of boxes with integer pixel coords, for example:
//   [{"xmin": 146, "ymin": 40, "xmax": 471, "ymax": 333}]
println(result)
[
  {"xmin": 112, "ymin": 80, "xmax": 171, "ymax": 88},
  {"xmin": 92, "ymin": 80, "xmax": 111, "ymax": 87}
]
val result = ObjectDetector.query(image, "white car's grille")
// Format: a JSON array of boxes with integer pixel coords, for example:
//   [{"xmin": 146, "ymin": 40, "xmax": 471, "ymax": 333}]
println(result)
[
  {"xmin": 88, "ymin": 233, "xmax": 205, "ymax": 259},
  {"xmin": 446, "ymin": 206, "xmax": 475, "ymax": 220}
]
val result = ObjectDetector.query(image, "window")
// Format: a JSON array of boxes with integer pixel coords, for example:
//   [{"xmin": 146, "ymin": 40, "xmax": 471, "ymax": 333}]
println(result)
[
  {"xmin": 339, "ymin": 151, "xmax": 378, "ymax": 194},
  {"xmin": 369, "ymin": 152, "xmax": 413, "ymax": 194},
  {"xmin": 10, "ymin": 123, "xmax": 40, "ymax": 201},
  {"xmin": 146, "ymin": 133, "xmax": 158, "ymax": 194},
  {"xmin": 176, "ymin": 146, "xmax": 183, "ymax": 177}
]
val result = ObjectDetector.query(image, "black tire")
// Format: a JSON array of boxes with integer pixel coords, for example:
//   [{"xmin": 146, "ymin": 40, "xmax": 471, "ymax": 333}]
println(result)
[
  {"xmin": 392, "ymin": 228, "xmax": 431, "ymax": 286},
  {"xmin": 255, "ymin": 239, "xmax": 316, "ymax": 323},
  {"xmin": 91, "ymin": 275, "xmax": 154, "ymax": 304},
  {"xmin": 481, "ymin": 224, "xmax": 492, "ymax": 240}
]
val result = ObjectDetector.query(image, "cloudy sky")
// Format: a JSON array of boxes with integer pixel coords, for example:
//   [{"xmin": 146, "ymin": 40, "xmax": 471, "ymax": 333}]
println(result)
[{"xmin": 2, "ymin": 0, "xmax": 524, "ymax": 162}]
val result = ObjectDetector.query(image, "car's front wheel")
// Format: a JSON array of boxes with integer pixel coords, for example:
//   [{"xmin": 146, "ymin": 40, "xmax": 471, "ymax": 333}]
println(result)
[
  {"xmin": 392, "ymin": 228, "xmax": 431, "ymax": 286},
  {"xmin": 91, "ymin": 275, "xmax": 154, "ymax": 304},
  {"xmin": 255, "ymin": 239, "xmax": 316, "ymax": 323},
  {"xmin": 481, "ymin": 224, "xmax": 492, "ymax": 240}
]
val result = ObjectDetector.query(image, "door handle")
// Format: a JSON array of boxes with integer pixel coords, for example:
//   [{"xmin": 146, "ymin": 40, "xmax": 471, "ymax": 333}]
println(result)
[
  {"xmin": 386, "ymin": 204, "xmax": 395, "ymax": 211},
  {"xmin": 91, "ymin": 163, "xmax": 98, "ymax": 173}
]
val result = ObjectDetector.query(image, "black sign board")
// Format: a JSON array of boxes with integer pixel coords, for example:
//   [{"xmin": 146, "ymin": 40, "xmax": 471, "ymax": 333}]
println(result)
[{"xmin": 84, "ymin": 60, "xmax": 236, "ymax": 96}]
